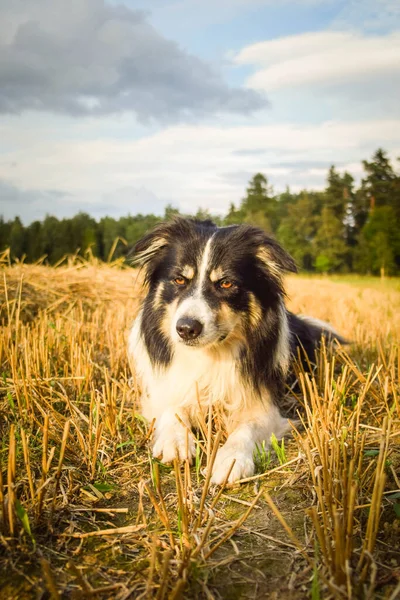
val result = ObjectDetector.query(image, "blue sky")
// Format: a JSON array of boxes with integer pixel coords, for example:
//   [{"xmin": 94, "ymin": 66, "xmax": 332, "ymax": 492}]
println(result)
[
  {"xmin": 0, "ymin": 0, "xmax": 399, "ymax": 223},
  {"xmin": 129, "ymin": 0, "xmax": 346, "ymax": 59}
]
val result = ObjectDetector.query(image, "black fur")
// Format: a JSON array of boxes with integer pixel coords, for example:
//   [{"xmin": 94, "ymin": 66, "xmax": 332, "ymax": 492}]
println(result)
[{"xmin": 288, "ymin": 312, "xmax": 346, "ymax": 365}]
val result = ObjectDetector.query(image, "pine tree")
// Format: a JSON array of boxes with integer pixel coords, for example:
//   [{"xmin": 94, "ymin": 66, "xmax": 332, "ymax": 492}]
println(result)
[
  {"xmin": 313, "ymin": 207, "xmax": 347, "ymax": 273},
  {"xmin": 355, "ymin": 206, "xmax": 399, "ymax": 276},
  {"xmin": 277, "ymin": 192, "xmax": 317, "ymax": 271},
  {"xmin": 9, "ymin": 217, "xmax": 26, "ymax": 259},
  {"xmin": 164, "ymin": 204, "xmax": 181, "ymax": 220},
  {"xmin": 224, "ymin": 202, "xmax": 244, "ymax": 226},
  {"xmin": 325, "ymin": 166, "xmax": 352, "ymax": 221},
  {"xmin": 241, "ymin": 173, "xmax": 278, "ymax": 233},
  {"xmin": 360, "ymin": 149, "xmax": 400, "ymax": 218},
  {"xmin": 0, "ymin": 217, "xmax": 11, "ymax": 252},
  {"xmin": 25, "ymin": 221, "xmax": 43, "ymax": 262}
]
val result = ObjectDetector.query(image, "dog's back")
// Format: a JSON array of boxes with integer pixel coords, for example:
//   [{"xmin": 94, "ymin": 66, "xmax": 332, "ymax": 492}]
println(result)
[{"xmin": 288, "ymin": 312, "xmax": 346, "ymax": 365}]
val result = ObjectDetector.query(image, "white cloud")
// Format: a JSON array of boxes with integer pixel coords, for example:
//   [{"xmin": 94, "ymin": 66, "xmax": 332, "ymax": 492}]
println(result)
[
  {"xmin": 333, "ymin": 0, "xmax": 400, "ymax": 32},
  {"xmin": 1, "ymin": 6, "xmax": 400, "ymax": 223},
  {"xmin": 235, "ymin": 30, "xmax": 400, "ymax": 92},
  {"xmin": 0, "ymin": 0, "xmax": 263, "ymax": 120},
  {"xmin": 1, "ymin": 117, "xmax": 399, "ymax": 221},
  {"xmin": 0, "ymin": 179, "xmax": 162, "ymax": 224}
]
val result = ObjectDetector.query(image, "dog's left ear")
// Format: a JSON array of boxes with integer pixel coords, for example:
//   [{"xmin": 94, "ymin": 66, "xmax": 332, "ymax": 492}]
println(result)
[{"xmin": 257, "ymin": 234, "xmax": 298, "ymax": 275}]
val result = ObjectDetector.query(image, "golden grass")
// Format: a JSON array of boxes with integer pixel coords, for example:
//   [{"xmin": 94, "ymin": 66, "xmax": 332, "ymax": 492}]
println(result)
[{"xmin": 0, "ymin": 255, "xmax": 399, "ymax": 599}]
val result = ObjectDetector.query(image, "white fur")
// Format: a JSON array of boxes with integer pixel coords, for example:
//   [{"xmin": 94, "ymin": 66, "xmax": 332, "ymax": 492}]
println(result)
[
  {"xmin": 171, "ymin": 295, "xmax": 217, "ymax": 345},
  {"xmin": 197, "ymin": 235, "xmax": 214, "ymax": 290},
  {"xmin": 129, "ymin": 311, "xmax": 290, "ymax": 484},
  {"xmin": 211, "ymin": 402, "xmax": 289, "ymax": 484},
  {"xmin": 275, "ymin": 303, "xmax": 290, "ymax": 374},
  {"xmin": 170, "ymin": 234, "xmax": 225, "ymax": 347},
  {"xmin": 135, "ymin": 237, "xmax": 166, "ymax": 265},
  {"xmin": 152, "ymin": 409, "xmax": 195, "ymax": 462}
]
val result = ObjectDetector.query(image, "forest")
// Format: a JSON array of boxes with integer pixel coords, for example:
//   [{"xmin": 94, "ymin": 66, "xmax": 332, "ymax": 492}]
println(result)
[{"xmin": 1, "ymin": 148, "xmax": 399, "ymax": 275}]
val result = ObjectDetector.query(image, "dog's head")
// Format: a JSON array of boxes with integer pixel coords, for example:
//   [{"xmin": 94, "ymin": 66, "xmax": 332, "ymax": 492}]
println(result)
[{"xmin": 134, "ymin": 217, "xmax": 297, "ymax": 349}]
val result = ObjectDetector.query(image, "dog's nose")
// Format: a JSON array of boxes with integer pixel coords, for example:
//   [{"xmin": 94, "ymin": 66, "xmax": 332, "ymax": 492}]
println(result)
[{"xmin": 176, "ymin": 317, "xmax": 203, "ymax": 340}]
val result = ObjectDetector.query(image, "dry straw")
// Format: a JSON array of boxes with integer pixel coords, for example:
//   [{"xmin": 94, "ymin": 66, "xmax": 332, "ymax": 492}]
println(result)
[{"xmin": 0, "ymin": 253, "xmax": 399, "ymax": 598}]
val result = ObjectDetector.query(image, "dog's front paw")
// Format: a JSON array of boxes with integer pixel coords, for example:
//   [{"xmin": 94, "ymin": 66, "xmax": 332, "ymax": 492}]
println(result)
[
  {"xmin": 211, "ymin": 444, "xmax": 255, "ymax": 485},
  {"xmin": 152, "ymin": 425, "xmax": 195, "ymax": 463}
]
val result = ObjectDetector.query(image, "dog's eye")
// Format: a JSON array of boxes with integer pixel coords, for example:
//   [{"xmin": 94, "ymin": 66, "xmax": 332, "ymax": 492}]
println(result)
[
  {"xmin": 220, "ymin": 280, "xmax": 233, "ymax": 289},
  {"xmin": 174, "ymin": 277, "xmax": 186, "ymax": 286}
]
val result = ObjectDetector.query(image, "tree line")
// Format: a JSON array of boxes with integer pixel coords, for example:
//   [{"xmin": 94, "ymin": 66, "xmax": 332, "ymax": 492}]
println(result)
[{"xmin": 1, "ymin": 149, "xmax": 399, "ymax": 275}]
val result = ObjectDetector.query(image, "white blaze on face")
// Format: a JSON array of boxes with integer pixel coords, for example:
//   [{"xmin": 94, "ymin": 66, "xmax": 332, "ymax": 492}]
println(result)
[
  {"xmin": 196, "ymin": 235, "xmax": 214, "ymax": 291},
  {"xmin": 171, "ymin": 235, "xmax": 218, "ymax": 344}
]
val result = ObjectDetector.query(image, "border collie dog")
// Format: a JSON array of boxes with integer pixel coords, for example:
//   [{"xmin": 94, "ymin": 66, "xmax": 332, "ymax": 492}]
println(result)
[{"xmin": 129, "ymin": 217, "xmax": 341, "ymax": 484}]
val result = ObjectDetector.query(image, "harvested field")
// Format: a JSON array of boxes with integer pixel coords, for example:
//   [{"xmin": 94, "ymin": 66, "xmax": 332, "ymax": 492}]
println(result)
[{"xmin": 1, "ymin": 255, "xmax": 399, "ymax": 599}]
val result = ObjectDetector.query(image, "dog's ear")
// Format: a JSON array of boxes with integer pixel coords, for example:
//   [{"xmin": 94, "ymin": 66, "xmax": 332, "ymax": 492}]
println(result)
[
  {"xmin": 133, "ymin": 222, "xmax": 172, "ymax": 268},
  {"xmin": 132, "ymin": 217, "xmax": 196, "ymax": 276},
  {"xmin": 232, "ymin": 224, "xmax": 297, "ymax": 275},
  {"xmin": 257, "ymin": 235, "xmax": 297, "ymax": 275}
]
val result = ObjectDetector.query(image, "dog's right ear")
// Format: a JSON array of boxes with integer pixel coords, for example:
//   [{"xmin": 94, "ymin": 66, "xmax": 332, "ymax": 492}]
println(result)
[
  {"xmin": 132, "ymin": 218, "xmax": 195, "ymax": 282},
  {"xmin": 133, "ymin": 222, "xmax": 171, "ymax": 268}
]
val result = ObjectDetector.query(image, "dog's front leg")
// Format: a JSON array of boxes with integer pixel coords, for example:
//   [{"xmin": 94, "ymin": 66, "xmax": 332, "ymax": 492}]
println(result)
[
  {"xmin": 211, "ymin": 402, "xmax": 290, "ymax": 485},
  {"xmin": 152, "ymin": 407, "xmax": 195, "ymax": 464}
]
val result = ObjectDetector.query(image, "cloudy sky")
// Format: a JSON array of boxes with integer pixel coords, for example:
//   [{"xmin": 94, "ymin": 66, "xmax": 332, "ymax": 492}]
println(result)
[{"xmin": 1, "ymin": 0, "xmax": 400, "ymax": 223}]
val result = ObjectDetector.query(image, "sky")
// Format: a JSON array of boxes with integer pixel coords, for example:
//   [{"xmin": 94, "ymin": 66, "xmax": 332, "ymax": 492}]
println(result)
[{"xmin": 0, "ymin": 0, "xmax": 400, "ymax": 224}]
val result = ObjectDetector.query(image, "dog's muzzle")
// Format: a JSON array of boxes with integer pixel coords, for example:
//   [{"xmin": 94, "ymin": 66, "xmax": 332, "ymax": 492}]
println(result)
[{"xmin": 176, "ymin": 317, "xmax": 203, "ymax": 341}]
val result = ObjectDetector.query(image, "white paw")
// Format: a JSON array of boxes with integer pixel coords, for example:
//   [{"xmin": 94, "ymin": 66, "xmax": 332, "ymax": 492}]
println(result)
[
  {"xmin": 211, "ymin": 444, "xmax": 255, "ymax": 485},
  {"xmin": 152, "ymin": 425, "xmax": 195, "ymax": 463}
]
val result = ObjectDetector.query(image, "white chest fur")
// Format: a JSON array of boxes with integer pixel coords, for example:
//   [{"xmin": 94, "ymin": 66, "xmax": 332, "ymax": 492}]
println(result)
[
  {"xmin": 128, "ymin": 312, "xmax": 254, "ymax": 421},
  {"xmin": 128, "ymin": 311, "xmax": 289, "ymax": 485}
]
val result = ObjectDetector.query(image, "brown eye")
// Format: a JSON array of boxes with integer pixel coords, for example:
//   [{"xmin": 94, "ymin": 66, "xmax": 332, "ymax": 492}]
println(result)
[
  {"xmin": 174, "ymin": 277, "xmax": 186, "ymax": 286},
  {"xmin": 220, "ymin": 280, "xmax": 233, "ymax": 289}
]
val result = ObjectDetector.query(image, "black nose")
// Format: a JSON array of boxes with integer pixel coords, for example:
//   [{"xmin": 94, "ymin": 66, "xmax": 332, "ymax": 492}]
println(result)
[{"xmin": 176, "ymin": 317, "xmax": 203, "ymax": 340}]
